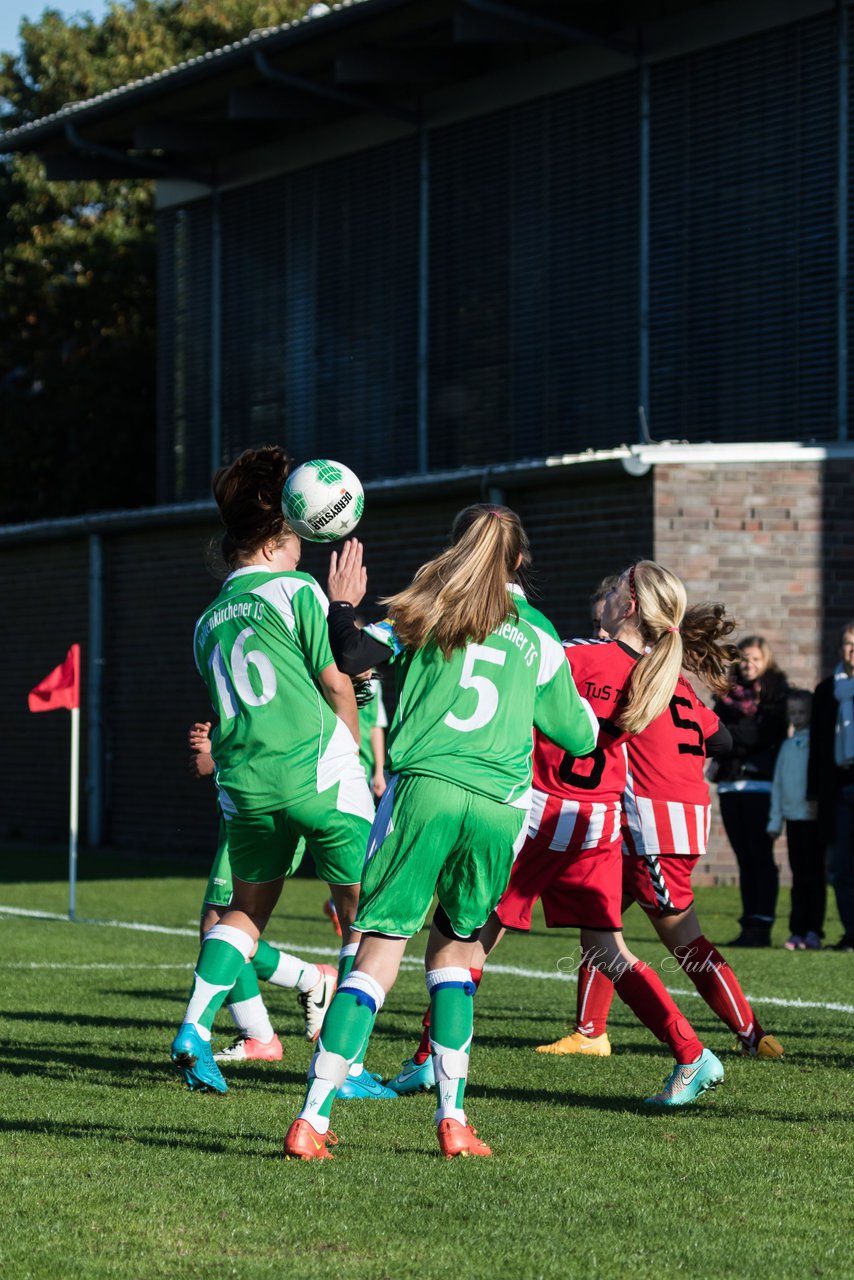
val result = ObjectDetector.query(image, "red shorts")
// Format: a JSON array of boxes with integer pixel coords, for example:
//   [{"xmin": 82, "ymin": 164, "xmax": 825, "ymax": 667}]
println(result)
[
  {"xmin": 622, "ymin": 852, "xmax": 697, "ymax": 916},
  {"xmin": 495, "ymin": 829, "xmax": 624, "ymax": 932}
]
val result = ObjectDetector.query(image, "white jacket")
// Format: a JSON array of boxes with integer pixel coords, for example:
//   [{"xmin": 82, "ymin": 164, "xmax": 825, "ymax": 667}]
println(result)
[{"xmin": 767, "ymin": 730, "xmax": 817, "ymax": 831}]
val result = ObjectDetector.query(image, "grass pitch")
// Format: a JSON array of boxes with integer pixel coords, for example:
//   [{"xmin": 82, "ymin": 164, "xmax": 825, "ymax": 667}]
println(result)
[{"xmin": 1, "ymin": 851, "xmax": 852, "ymax": 1280}]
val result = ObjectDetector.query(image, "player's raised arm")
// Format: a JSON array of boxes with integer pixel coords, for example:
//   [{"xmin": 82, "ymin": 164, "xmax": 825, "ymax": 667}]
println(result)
[{"xmin": 327, "ymin": 540, "xmax": 398, "ymax": 675}]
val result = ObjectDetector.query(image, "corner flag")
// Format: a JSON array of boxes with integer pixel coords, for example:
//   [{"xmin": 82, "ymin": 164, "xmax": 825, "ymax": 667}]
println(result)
[
  {"xmin": 27, "ymin": 644, "xmax": 82, "ymax": 920},
  {"xmin": 28, "ymin": 644, "xmax": 81, "ymax": 713}
]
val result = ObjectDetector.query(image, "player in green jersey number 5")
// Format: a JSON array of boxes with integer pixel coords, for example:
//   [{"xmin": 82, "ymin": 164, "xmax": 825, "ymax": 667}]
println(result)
[
  {"xmin": 284, "ymin": 504, "xmax": 599, "ymax": 1160},
  {"xmin": 170, "ymin": 447, "xmax": 375, "ymax": 1093}
]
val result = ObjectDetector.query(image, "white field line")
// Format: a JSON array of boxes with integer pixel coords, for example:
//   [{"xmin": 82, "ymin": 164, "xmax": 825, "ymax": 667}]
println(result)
[{"xmin": 1, "ymin": 903, "xmax": 852, "ymax": 1015}]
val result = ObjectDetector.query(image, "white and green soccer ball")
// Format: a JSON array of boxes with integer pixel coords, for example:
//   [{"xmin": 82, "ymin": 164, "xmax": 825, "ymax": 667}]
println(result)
[{"xmin": 282, "ymin": 459, "xmax": 364, "ymax": 543}]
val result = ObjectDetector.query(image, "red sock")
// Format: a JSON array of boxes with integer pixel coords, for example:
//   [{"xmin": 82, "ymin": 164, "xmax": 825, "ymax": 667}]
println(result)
[
  {"xmin": 414, "ymin": 966, "xmax": 484, "ymax": 1064},
  {"xmin": 613, "ymin": 961, "xmax": 702, "ymax": 1064},
  {"xmin": 575, "ymin": 962, "xmax": 615, "ymax": 1037},
  {"xmin": 677, "ymin": 934, "xmax": 764, "ymax": 1050}
]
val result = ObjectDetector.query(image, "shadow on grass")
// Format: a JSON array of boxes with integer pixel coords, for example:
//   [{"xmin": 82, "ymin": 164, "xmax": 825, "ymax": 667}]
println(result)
[
  {"xmin": 0, "ymin": 1009, "xmax": 176, "ymax": 1032},
  {"xmin": 0, "ymin": 1116, "xmax": 275, "ymax": 1156},
  {"xmin": 465, "ymin": 1081, "xmax": 651, "ymax": 1113},
  {"xmin": 0, "ymin": 1044, "xmax": 312, "ymax": 1095}
]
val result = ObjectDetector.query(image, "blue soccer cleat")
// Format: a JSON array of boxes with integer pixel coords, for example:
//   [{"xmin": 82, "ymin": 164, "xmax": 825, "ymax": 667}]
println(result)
[
  {"xmin": 337, "ymin": 1067, "xmax": 397, "ymax": 1100},
  {"xmin": 385, "ymin": 1056, "xmax": 436, "ymax": 1095},
  {"xmin": 170, "ymin": 1023, "xmax": 228, "ymax": 1093},
  {"xmin": 644, "ymin": 1047, "xmax": 723, "ymax": 1107}
]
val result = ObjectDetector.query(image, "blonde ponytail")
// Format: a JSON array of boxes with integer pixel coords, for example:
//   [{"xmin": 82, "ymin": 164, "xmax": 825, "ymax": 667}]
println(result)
[
  {"xmin": 619, "ymin": 561, "xmax": 687, "ymax": 734},
  {"xmin": 382, "ymin": 505, "xmax": 530, "ymax": 656}
]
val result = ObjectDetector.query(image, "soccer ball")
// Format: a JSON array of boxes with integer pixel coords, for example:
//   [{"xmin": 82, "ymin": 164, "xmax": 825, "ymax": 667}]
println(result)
[{"xmin": 282, "ymin": 459, "xmax": 364, "ymax": 543}]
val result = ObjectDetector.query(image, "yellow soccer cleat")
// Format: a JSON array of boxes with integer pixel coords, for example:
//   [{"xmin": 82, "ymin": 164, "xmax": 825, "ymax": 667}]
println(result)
[
  {"xmin": 536, "ymin": 1031, "xmax": 611, "ymax": 1056},
  {"xmin": 740, "ymin": 1033, "xmax": 784, "ymax": 1059}
]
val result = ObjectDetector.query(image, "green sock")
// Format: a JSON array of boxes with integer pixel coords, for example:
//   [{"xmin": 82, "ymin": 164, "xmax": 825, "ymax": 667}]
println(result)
[
  {"xmin": 317, "ymin": 990, "xmax": 375, "ymax": 1061},
  {"xmin": 227, "ymin": 961, "xmax": 262, "ymax": 1005},
  {"xmin": 298, "ymin": 975, "xmax": 383, "ymax": 1132},
  {"xmin": 349, "ymin": 1011, "xmax": 378, "ymax": 1074},
  {"xmin": 428, "ymin": 968, "xmax": 475, "ymax": 1124},
  {"xmin": 338, "ymin": 946, "xmax": 358, "ymax": 984},
  {"xmin": 252, "ymin": 938, "xmax": 281, "ymax": 982},
  {"xmin": 184, "ymin": 931, "xmax": 251, "ymax": 1035}
]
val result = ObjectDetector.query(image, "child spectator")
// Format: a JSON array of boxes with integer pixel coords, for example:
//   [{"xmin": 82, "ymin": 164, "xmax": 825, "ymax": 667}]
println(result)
[{"xmin": 767, "ymin": 689, "xmax": 825, "ymax": 950}]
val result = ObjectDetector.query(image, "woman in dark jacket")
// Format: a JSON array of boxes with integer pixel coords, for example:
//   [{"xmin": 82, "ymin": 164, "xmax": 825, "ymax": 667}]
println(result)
[{"xmin": 713, "ymin": 636, "xmax": 789, "ymax": 946}]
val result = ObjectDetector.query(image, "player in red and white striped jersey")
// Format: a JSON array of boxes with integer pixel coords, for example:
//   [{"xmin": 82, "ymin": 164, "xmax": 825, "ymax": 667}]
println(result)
[{"xmin": 541, "ymin": 588, "xmax": 784, "ymax": 1061}]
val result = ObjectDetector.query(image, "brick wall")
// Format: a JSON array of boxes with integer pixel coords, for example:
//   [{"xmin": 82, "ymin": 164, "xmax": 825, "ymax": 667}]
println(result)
[{"xmin": 653, "ymin": 460, "xmax": 831, "ymax": 884}]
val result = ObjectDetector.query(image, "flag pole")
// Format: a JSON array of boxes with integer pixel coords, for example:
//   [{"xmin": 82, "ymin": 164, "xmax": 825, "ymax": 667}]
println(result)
[{"xmin": 69, "ymin": 705, "xmax": 80, "ymax": 921}]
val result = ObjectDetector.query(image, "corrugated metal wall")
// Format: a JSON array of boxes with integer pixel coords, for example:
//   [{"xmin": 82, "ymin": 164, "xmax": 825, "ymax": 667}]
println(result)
[
  {"xmin": 0, "ymin": 472, "xmax": 651, "ymax": 853},
  {"xmin": 428, "ymin": 73, "xmax": 639, "ymax": 468},
  {"xmin": 155, "ymin": 10, "xmax": 845, "ymax": 505},
  {"xmin": 157, "ymin": 204, "xmax": 213, "ymax": 504},
  {"xmin": 649, "ymin": 12, "xmax": 837, "ymax": 441}
]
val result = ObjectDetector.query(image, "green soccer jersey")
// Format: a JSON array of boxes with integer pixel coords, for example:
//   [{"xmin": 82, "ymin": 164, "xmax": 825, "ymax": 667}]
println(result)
[
  {"xmin": 364, "ymin": 586, "xmax": 597, "ymax": 806},
  {"xmin": 193, "ymin": 568, "xmax": 360, "ymax": 815}
]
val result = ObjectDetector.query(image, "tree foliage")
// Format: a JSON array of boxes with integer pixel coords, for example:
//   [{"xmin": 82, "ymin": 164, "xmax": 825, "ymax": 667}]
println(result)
[{"xmin": 0, "ymin": 1, "xmax": 306, "ymax": 522}]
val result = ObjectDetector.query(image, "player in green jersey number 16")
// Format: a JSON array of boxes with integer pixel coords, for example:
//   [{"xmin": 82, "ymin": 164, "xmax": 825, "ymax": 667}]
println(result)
[
  {"xmin": 284, "ymin": 504, "xmax": 599, "ymax": 1161},
  {"xmin": 170, "ymin": 447, "xmax": 375, "ymax": 1095}
]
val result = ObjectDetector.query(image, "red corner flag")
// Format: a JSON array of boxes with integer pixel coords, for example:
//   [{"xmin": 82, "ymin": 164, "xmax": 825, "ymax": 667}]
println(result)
[{"xmin": 28, "ymin": 644, "xmax": 81, "ymax": 713}]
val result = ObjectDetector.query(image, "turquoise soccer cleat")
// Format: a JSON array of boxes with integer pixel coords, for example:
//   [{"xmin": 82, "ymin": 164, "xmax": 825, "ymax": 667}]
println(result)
[
  {"xmin": 643, "ymin": 1047, "xmax": 724, "ymax": 1107},
  {"xmin": 170, "ymin": 1023, "xmax": 228, "ymax": 1093},
  {"xmin": 337, "ymin": 1067, "xmax": 398, "ymax": 1100},
  {"xmin": 385, "ymin": 1056, "xmax": 436, "ymax": 1095}
]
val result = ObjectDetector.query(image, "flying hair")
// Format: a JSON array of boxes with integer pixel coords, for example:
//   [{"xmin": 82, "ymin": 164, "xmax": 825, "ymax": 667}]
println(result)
[
  {"xmin": 381, "ymin": 504, "xmax": 531, "ymax": 657},
  {"xmin": 212, "ymin": 445, "xmax": 294, "ymax": 570}
]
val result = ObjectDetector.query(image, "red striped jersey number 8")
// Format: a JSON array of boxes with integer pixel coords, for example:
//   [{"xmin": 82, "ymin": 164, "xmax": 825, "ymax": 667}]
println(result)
[{"xmin": 558, "ymin": 696, "xmax": 705, "ymax": 788}]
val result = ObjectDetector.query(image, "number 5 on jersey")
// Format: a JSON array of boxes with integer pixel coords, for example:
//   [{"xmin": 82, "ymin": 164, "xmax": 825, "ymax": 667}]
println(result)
[
  {"xmin": 444, "ymin": 645, "xmax": 507, "ymax": 733},
  {"xmin": 209, "ymin": 627, "xmax": 277, "ymax": 720}
]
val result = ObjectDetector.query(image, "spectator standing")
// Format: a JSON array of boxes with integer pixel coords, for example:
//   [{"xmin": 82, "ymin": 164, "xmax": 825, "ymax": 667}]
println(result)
[
  {"xmin": 714, "ymin": 636, "xmax": 789, "ymax": 947},
  {"xmin": 767, "ymin": 690, "xmax": 824, "ymax": 950},
  {"xmin": 807, "ymin": 622, "xmax": 854, "ymax": 952}
]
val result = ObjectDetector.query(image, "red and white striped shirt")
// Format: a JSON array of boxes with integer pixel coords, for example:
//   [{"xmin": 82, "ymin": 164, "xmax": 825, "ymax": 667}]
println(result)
[
  {"xmin": 528, "ymin": 639, "xmax": 634, "ymax": 852},
  {"xmin": 622, "ymin": 675, "xmax": 720, "ymax": 857}
]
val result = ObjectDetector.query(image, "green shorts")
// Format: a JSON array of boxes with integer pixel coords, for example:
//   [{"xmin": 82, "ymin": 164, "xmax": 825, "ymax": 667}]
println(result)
[
  {"xmin": 224, "ymin": 787, "xmax": 370, "ymax": 887},
  {"xmin": 202, "ymin": 820, "xmax": 234, "ymax": 908},
  {"xmin": 202, "ymin": 820, "xmax": 307, "ymax": 910},
  {"xmin": 354, "ymin": 773, "xmax": 526, "ymax": 939}
]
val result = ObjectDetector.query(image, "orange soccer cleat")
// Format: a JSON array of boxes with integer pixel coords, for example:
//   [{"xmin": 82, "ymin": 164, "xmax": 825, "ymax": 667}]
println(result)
[
  {"xmin": 323, "ymin": 898, "xmax": 343, "ymax": 938},
  {"xmin": 436, "ymin": 1119, "xmax": 492, "ymax": 1159},
  {"xmin": 283, "ymin": 1119, "xmax": 336, "ymax": 1161}
]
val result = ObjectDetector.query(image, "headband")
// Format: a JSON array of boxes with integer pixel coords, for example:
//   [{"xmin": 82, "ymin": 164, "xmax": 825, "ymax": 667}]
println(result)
[{"xmin": 628, "ymin": 564, "xmax": 638, "ymax": 606}]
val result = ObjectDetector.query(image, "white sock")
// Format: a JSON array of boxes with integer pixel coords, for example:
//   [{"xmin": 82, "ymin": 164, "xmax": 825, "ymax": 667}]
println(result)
[
  {"xmin": 267, "ymin": 953, "xmax": 321, "ymax": 993},
  {"xmin": 228, "ymin": 995, "xmax": 275, "ymax": 1043}
]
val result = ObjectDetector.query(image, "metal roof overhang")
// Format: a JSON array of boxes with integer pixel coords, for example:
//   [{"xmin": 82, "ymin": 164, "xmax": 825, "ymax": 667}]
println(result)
[{"xmin": 0, "ymin": 0, "xmax": 720, "ymax": 184}]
